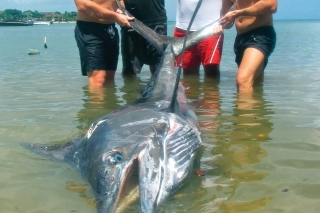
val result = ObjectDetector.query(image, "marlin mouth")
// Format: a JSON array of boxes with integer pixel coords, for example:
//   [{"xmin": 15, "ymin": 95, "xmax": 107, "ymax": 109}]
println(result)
[{"xmin": 115, "ymin": 158, "xmax": 140, "ymax": 212}]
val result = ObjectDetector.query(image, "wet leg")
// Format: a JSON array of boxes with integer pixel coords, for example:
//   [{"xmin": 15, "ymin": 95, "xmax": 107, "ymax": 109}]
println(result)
[
  {"xmin": 87, "ymin": 70, "xmax": 115, "ymax": 86},
  {"xmin": 236, "ymin": 48, "xmax": 265, "ymax": 92}
]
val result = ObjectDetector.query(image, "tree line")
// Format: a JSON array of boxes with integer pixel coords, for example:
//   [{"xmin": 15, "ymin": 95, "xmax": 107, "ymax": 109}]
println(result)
[{"xmin": 0, "ymin": 9, "xmax": 77, "ymax": 22}]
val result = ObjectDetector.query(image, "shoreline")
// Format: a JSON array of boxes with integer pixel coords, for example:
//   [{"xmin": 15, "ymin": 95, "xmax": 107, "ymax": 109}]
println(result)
[{"xmin": 52, "ymin": 21, "xmax": 76, "ymax": 24}]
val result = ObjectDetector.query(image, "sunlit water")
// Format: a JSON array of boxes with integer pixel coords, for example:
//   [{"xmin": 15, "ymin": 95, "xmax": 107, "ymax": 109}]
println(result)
[{"xmin": 1, "ymin": 20, "xmax": 320, "ymax": 213}]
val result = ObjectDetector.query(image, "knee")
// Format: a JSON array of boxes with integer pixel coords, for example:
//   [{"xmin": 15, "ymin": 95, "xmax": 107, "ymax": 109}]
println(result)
[
  {"xmin": 87, "ymin": 70, "xmax": 114, "ymax": 86},
  {"xmin": 89, "ymin": 77, "xmax": 106, "ymax": 86},
  {"xmin": 236, "ymin": 74, "xmax": 247, "ymax": 86},
  {"xmin": 236, "ymin": 74, "xmax": 253, "ymax": 91}
]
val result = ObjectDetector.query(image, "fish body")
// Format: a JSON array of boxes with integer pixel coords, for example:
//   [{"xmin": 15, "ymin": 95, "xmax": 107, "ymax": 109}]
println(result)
[{"xmin": 22, "ymin": 3, "xmax": 225, "ymax": 212}]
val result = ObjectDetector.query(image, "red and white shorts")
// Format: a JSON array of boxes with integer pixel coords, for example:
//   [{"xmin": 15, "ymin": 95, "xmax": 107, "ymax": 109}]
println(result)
[{"xmin": 174, "ymin": 27, "xmax": 224, "ymax": 69}]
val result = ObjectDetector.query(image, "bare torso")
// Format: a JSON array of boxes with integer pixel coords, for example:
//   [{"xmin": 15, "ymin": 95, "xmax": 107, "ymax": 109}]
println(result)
[
  {"xmin": 235, "ymin": 0, "xmax": 273, "ymax": 34},
  {"xmin": 77, "ymin": 0, "xmax": 117, "ymax": 24}
]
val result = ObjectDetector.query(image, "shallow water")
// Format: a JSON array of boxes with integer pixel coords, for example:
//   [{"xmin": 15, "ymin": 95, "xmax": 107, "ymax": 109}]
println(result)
[{"xmin": 0, "ymin": 20, "xmax": 320, "ymax": 213}]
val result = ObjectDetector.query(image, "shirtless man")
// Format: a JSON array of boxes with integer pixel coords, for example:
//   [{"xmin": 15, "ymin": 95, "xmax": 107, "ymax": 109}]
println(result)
[
  {"xmin": 220, "ymin": 0, "xmax": 277, "ymax": 92},
  {"xmin": 74, "ymin": 0, "xmax": 134, "ymax": 86}
]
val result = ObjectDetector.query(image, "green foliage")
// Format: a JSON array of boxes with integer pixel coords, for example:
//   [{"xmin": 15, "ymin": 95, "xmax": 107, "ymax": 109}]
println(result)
[
  {"xmin": 32, "ymin": 10, "xmax": 44, "ymax": 19},
  {"xmin": 3, "ymin": 9, "xmax": 23, "ymax": 21},
  {"xmin": 0, "ymin": 9, "xmax": 77, "ymax": 22}
]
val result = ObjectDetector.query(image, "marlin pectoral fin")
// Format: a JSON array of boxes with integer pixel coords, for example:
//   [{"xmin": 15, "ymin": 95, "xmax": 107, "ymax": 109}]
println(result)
[{"xmin": 138, "ymin": 140, "xmax": 163, "ymax": 213}]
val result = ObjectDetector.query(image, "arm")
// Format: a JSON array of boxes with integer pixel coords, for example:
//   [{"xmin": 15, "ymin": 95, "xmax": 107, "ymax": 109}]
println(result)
[
  {"xmin": 221, "ymin": 0, "xmax": 236, "ymax": 29},
  {"xmin": 220, "ymin": 0, "xmax": 277, "ymax": 27},
  {"xmin": 221, "ymin": 0, "xmax": 235, "ymax": 16}
]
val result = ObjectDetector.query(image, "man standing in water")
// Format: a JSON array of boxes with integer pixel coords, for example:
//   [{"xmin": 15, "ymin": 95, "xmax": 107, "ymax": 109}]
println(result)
[
  {"xmin": 74, "ymin": 0, "xmax": 134, "ymax": 86},
  {"xmin": 220, "ymin": 0, "xmax": 277, "ymax": 92},
  {"xmin": 119, "ymin": 0, "xmax": 167, "ymax": 75},
  {"xmin": 174, "ymin": 0, "xmax": 227, "ymax": 78}
]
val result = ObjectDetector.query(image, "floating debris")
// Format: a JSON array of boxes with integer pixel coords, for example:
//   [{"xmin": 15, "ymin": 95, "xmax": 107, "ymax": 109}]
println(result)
[
  {"xmin": 28, "ymin": 49, "xmax": 40, "ymax": 55},
  {"xmin": 195, "ymin": 169, "xmax": 206, "ymax": 177},
  {"xmin": 174, "ymin": 193, "xmax": 187, "ymax": 199}
]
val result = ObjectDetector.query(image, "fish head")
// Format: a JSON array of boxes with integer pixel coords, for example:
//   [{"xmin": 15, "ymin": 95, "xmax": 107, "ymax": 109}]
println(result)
[
  {"xmin": 76, "ymin": 107, "xmax": 201, "ymax": 213},
  {"xmin": 81, "ymin": 108, "xmax": 170, "ymax": 212}
]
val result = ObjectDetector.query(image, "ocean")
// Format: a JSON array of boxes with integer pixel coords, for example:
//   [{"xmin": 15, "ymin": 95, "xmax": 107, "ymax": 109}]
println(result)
[{"xmin": 0, "ymin": 20, "xmax": 320, "ymax": 213}]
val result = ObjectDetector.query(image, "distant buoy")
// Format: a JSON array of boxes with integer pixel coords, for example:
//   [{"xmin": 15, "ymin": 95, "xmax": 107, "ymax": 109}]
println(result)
[{"xmin": 44, "ymin": 37, "xmax": 48, "ymax": 48}]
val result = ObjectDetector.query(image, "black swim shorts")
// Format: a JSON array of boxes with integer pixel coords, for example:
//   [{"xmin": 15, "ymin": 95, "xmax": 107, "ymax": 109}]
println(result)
[
  {"xmin": 121, "ymin": 23, "xmax": 167, "ymax": 74},
  {"xmin": 75, "ymin": 21, "xmax": 119, "ymax": 76},
  {"xmin": 234, "ymin": 26, "xmax": 276, "ymax": 69}
]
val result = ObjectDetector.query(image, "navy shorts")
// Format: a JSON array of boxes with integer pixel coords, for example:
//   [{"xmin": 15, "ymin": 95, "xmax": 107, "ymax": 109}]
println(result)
[
  {"xmin": 121, "ymin": 23, "xmax": 167, "ymax": 74},
  {"xmin": 75, "ymin": 21, "xmax": 119, "ymax": 76},
  {"xmin": 234, "ymin": 26, "xmax": 276, "ymax": 69}
]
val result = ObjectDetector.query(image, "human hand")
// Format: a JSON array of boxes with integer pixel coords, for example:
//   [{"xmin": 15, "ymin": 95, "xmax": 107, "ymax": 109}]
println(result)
[
  {"xmin": 116, "ymin": 8, "xmax": 123, "ymax": 14},
  {"xmin": 115, "ymin": 13, "xmax": 134, "ymax": 28},
  {"xmin": 219, "ymin": 10, "xmax": 237, "ymax": 29},
  {"xmin": 213, "ymin": 25, "xmax": 223, "ymax": 35}
]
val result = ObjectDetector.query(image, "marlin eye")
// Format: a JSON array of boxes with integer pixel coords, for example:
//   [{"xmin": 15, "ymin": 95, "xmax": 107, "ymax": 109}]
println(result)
[
  {"xmin": 106, "ymin": 152, "xmax": 123, "ymax": 165},
  {"xmin": 114, "ymin": 153, "xmax": 122, "ymax": 162}
]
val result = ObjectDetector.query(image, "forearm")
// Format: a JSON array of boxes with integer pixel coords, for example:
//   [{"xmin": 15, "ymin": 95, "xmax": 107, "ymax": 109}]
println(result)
[
  {"xmin": 222, "ymin": 0, "xmax": 235, "ymax": 16},
  {"xmin": 220, "ymin": 0, "xmax": 236, "ymax": 29},
  {"xmin": 235, "ymin": 0, "xmax": 277, "ymax": 17}
]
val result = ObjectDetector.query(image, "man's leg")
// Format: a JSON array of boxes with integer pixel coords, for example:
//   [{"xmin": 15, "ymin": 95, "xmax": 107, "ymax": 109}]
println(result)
[
  {"xmin": 121, "ymin": 27, "xmax": 135, "ymax": 75},
  {"xmin": 76, "ymin": 23, "xmax": 119, "ymax": 86},
  {"xmin": 236, "ymin": 47, "xmax": 265, "ymax": 92},
  {"xmin": 183, "ymin": 67, "xmax": 200, "ymax": 75},
  {"xmin": 181, "ymin": 45, "xmax": 200, "ymax": 75},
  {"xmin": 87, "ymin": 70, "xmax": 115, "ymax": 86},
  {"xmin": 204, "ymin": 64, "xmax": 220, "ymax": 78},
  {"xmin": 149, "ymin": 65, "xmax": 157, "ymax": 75},
  {"xmin": 201, "ymin": 34, "xmax": 223, "ymax": 78}
]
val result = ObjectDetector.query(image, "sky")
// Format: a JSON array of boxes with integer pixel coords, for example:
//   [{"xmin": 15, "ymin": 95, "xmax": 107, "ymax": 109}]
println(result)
[{"xmin": 1, "ymin": 0, "xmax": 320, "ymax": 20}]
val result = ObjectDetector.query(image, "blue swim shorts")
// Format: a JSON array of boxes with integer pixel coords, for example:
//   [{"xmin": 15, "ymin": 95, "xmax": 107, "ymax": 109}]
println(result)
[
  {"xmin": 234, "ymin": 26, "xmax": 276, "ymax": 69},
  {"xmin": 75, "ymin": 21, "xmax": 119, "ymax": 76}
]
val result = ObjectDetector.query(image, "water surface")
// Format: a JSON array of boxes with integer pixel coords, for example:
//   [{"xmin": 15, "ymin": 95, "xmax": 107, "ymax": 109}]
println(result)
[{"xmin": 1, "ymin": 20, "xmax": 320, "ymax": 213}]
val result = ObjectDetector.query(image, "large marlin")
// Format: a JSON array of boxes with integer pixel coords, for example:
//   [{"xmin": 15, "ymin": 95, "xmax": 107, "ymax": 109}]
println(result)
[{"xmin": 22, "ymin": 2, "xmax": 226, "ymax": 213}]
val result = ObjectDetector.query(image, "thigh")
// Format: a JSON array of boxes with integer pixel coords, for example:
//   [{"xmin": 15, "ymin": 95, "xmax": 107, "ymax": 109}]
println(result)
[
  {"xmin": 76, "ymin": 24, "xmax": 119, "ymax": 75},
  {"xmin": 237, "ymin": 47, "xmax": 265, "ymax": 81},
  {"xmin": 200, "ymin": 34, "xmax": 224, "ymax": 66},
  {"xmin": 173, "ymin": 28, "xmax": 201, "ymax": 69},
  {"xmin": 178, "ymin": 45, "xmax": 201, "ymax": 69},
  {"xmin": 101, "ymin": 25, "xmax": 119, "ymax": 71}
]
